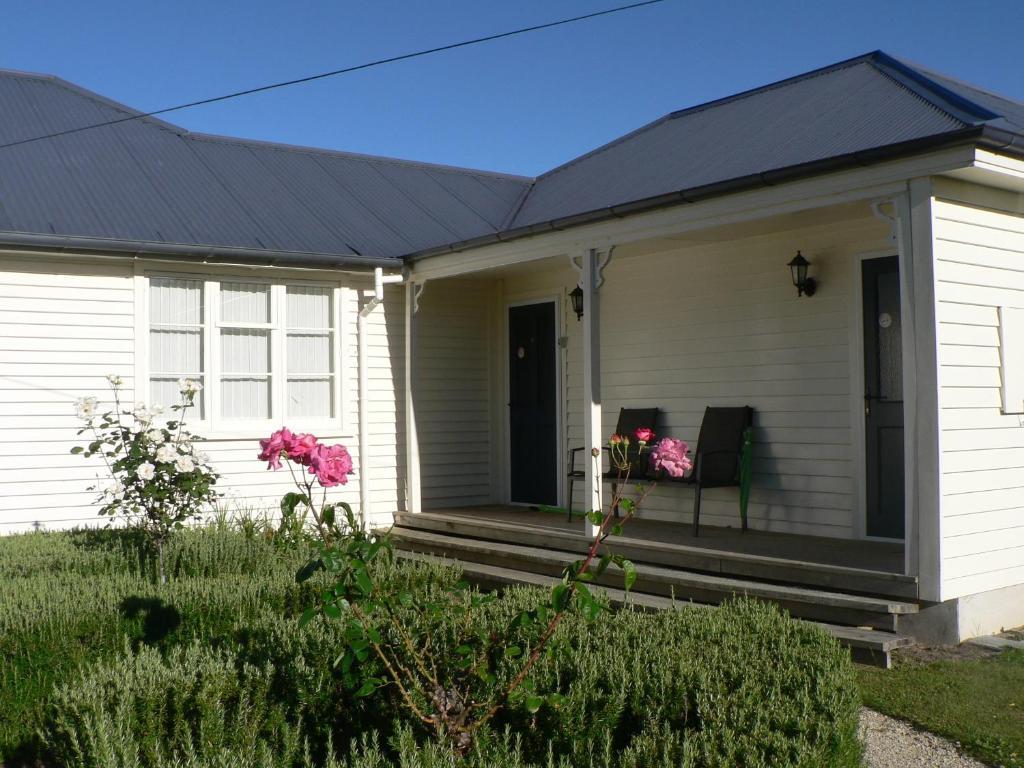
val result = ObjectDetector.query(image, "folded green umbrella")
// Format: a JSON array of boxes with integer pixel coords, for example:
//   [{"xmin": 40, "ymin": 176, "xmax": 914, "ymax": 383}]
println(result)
[{"xmin": 739, "ymin": 427, "xmax": 753, "ymax": 532}]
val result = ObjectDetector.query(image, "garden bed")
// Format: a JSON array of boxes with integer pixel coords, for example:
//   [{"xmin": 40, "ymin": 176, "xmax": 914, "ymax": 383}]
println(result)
[{"xmin": 1, "ymin": 524, "xmax": 862, "ymax": 767}]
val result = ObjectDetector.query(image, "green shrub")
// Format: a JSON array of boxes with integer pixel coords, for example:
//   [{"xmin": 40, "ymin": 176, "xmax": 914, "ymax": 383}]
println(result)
[
  {"xmin": 2, "ymin": 526, "xmax": 861, "ymax": 768},
  {"xmin": 0, "ymin": 525, "xmax": 315, "ymax": 761}
]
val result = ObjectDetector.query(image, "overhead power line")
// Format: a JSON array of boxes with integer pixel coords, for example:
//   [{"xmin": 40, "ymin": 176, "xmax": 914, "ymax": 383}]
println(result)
[{"xmin": 0, "ymin": 0, "xmax": 666, "ymax": 152}]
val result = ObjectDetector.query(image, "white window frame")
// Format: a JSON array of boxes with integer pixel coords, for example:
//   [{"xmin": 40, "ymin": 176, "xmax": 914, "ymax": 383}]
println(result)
[{"xmin": 136, "ymin": 267, "xmax": 349, "ymax": 438}]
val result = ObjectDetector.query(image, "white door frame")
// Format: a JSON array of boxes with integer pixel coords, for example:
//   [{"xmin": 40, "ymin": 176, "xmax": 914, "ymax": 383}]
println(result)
[
  {"xmin": 850, "ymin": 249, "xmax": 914, "ymax": 559},
  {"xmin": 502, "ymin": 296, "xmax": 566, "ymax": 508}
]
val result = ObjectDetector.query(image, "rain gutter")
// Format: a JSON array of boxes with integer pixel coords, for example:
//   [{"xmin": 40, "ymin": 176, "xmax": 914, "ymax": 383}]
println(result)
[
  {"xmin": 0, "ymin": 231, "xmax": 402, "ymax": 271},
  {"xmin": 407, "ymin": 126, "xmax": 1024, "ymax": 263}
]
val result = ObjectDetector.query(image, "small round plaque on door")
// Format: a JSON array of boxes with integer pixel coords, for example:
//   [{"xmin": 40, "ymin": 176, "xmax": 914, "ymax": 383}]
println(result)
[
  {"xmin": 878, "ymin": 312, "xmax": 893, "ymax": 329},
  {"xmin": 517, "ymin": 346, "xmax": 526, "ymax": 359}
]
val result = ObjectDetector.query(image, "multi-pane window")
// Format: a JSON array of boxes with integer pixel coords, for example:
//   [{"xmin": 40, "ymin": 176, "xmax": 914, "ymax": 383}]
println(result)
[
  {"xmin": 147, "ymin": 277, "xmax": 339, "ymax": 427},
  {"xmin": 149, "ymin": 277, "xmax": 205, "ymax": 418}
]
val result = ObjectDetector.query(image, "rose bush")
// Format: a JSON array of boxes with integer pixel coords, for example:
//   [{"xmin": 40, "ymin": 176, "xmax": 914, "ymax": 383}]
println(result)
[
  {"xmin": 72, "ymin": 375, "xmax": 220, "ymax": 583},
  {"xmin": 262, "ymin": 422, "xmax": 673, "ymax": 756}
]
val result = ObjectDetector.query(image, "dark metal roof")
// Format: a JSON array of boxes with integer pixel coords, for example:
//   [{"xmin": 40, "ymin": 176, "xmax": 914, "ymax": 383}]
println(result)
[
  {"xmin": 1, "ymin": 51, "xmax": 1022, "ymax": 267},
  {"xmin": 0, "ymin": 69, "xmax": 530, "ymax": 267},
  {"xmin": 502, "ymin": 51, "xmax": 1023, "ymax": 237}
]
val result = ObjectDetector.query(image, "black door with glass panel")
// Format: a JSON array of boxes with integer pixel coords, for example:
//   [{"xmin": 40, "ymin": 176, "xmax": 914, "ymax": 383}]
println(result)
[
  {"xmin": 862, "ymin": 256, "xmax": 905, "ymax": 539},
  {"xmin": 508, "ymin": 302, "xmax": 557, "ymax": 505}
]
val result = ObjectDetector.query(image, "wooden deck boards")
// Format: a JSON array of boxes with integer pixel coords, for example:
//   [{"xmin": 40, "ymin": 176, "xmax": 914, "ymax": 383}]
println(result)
[{"xmin": 429, "ymin": 505, "xmax": 905, "ymax": 574}]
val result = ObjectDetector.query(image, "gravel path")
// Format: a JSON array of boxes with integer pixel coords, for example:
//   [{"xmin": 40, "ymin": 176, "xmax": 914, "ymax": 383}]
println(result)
[{"xmin": 860, "ymin": 708, "xmax": 987, "ymax": 767}]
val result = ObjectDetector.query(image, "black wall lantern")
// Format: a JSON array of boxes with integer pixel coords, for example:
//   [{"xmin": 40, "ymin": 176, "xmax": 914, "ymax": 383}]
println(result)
[
  {"xmin": 569, "ymin": 284, "xmax": 584, "ymax": 320},
  {"xmin": 787, "ymin": 251, "xmax": 816, "ymax": 297}
]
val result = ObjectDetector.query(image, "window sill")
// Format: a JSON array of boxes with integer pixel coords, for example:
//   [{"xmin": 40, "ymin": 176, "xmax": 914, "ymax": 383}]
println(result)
[{"xmin": 188, "ymin": 424, "xmax": 355, "ymax": 443}]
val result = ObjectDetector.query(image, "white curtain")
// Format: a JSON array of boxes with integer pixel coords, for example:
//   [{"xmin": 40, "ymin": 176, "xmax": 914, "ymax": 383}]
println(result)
[
  {"xmin": 220, "ymin": 283, "xmax": 271, "ymax": 419},
  {"xmin": 286, "ymin": 286, "xmax": 333, "ymax": 419},
  {"xmin": 150, "ymin": 278, "xmax": 204, "ymax": 416}
]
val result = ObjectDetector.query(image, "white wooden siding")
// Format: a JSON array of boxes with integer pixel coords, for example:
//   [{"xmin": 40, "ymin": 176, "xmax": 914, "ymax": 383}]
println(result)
[
  {"xmin": 0, "ymin": 258, "xmax": 136, "ymax": 532},
  {"xmin": 498, "ymin": 216, "xmax": 891, "ymax": 538},
  {"xmin": 414, "ymin": 279, "xmax": 496, "ymax": 509},
  {"xmin": 933, "ymin": 194, "xmax": 1024, "ymax": 599},
  {"xmin": 0, "ymin": 258, "xmax": 405, "ymax": 533}
]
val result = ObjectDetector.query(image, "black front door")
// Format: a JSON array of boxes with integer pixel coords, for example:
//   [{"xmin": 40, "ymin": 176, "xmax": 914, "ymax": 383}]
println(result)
[
  {"xmin": 862, "ymin": 256, "xmax": 905, "ymax": 539},
  {"xmin": 508, "ymin": 302, "xmax": 557, "ymax": 505}
]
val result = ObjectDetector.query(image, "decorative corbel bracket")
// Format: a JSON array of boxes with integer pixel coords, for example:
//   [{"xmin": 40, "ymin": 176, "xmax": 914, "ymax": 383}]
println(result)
[
  {"xmin": 569, "ymin": 245, "xmax": 615, "ymax": 289},
  {"xmin": 870, "ymin": 198, "xmax": 899, "ymax": 243},
  {"xmin": 411, "ymin": 281, "xmax": 427, "ymax": 314}
]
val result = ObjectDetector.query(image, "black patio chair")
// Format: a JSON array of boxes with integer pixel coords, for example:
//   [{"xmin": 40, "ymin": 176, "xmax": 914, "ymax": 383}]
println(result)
[
  {"xmin": 667, "ymin": 406, "xmax": 754, "ymax": 536},
  {"xmin": 567, "ymin": 407, "xmax": 659, "ymax": 521}
]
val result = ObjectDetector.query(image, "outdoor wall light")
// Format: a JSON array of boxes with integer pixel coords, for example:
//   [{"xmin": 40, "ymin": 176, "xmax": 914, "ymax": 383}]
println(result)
[
  {"xmin": 569, "ymin": 284, "xmax": 584, "ymax": 320},
  {"xmin": 788, "ymin": 251, "xmax": 817, "ymax": 297}
]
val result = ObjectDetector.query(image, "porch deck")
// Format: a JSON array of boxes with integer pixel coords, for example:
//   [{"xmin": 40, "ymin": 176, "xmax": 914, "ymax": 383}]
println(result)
[
  {"xmin": 391, "ymin": 505, "xmax": 920, "ymax": 666},
  {"xmin": 430, "ymin": 504, "xmax": 904, "ymax": 574}
]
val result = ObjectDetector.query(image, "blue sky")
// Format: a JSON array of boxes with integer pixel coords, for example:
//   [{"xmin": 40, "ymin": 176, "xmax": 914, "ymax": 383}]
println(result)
[{"xmin": 4, "ymin": 0, "xmax": 1022, "ymax": 177}]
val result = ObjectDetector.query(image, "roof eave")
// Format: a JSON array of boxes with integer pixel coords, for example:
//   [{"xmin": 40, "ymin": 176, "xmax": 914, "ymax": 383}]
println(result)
[
  {"xmin": 0, "ymin": 232, "xmax": 401, "ymax": 271},
  {"xmin": 407, "ymin": 126, "xmax": 1023, "ymax": 263}
]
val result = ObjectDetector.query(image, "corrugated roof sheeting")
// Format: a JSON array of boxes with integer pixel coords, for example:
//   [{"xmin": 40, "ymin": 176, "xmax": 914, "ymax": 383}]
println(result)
[
  {"xmin": 511, "ymin": 61, "xmax": 968, "ymax": 229},
  {"xmin": 0, "ymin": 71, "xmax": 531, "ymax": 261},
  {"xmin": 0, "ymin": 51, "xmax": 1022, "ymax": 264}
]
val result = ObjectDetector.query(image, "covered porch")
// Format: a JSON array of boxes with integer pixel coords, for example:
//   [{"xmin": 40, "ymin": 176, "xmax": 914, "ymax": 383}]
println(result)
[{"xmin": 399, "ymin": 190, "xmax": 936, "ymax": 613}]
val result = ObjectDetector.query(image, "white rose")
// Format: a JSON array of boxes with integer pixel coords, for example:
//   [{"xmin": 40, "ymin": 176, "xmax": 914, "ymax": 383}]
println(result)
[
  {"xmin": 174, "ymin": 456, "xmax": 195, "ymax": 473},
  {"xmin": 105, "ymin": 373, "xmax": 124, "ymax": 388},
  {"xmin": 74, "ymin": 396, "xmax": 99, "ymax": 420},
  {"xmin": 136, "ymin": 462, "xmax": 155, "ymax": 481},
  {"xmin": 194, "ymin": 450, "xmax": 210, "ymax": 464},
  {"xmin": 155, "ymin": 444, "xmax": 176, "ymax": 464},
  {"xmin": 146, "ymin": 429, "xmax": 163, "ymax": 443},
  {"xmin": 178, "ymin": 378, "xmax": 203, "ymax": 395}
]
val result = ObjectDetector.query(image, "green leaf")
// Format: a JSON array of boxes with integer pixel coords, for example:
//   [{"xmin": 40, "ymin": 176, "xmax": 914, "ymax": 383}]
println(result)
[
  {"xmin": 354, "ymin": 678, "xmax": 380, "ymax": 698},
  {"xmin": 586, "ymin": 510, "xmax": 604, "ymax": 526},
  {"xmin": 354, "ymin": 568, "xmax": 373, "ymax": 596},
  {"xmin": 596, "ymin": 553, "xmax": 612, "ymax": 577},
  {"xmin": 551, "ymin": 584, "xmax": 570, "ymax": 612},
  {"xmin": 70, "ymin": 446, "xmax": 84, "ymax": 455},
  {"xmin": 297, "ymin": 608, "xmax": 317, "ymax": 628},
  {"xmin": 504, "ymin": 645, "xmax": 523, "ymax": 659},
  {"xmin": 323, "ymin": 602, "xmax": 342, "ymax": 620},
  {"xmin": 322, "ymin": 504, "xmax": 335, "ymax": 527},
  {"xmin": 525, "ymin": 695, "xmax": 544, "ymax": 713},
  {"xmin": 620, "ymin": 558, "xmax": 637, "ymax": 592},
  {"xmin": 455, "ymin": 645, "xmax": 474, "ymax": 656},
  {"xmin": 610, "ymin": 524, "xmax": 624, "ymax": 536}
]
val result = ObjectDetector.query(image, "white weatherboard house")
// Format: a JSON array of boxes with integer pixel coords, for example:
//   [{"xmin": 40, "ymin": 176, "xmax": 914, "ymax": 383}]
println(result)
[{"xmin": 3, "ymin": 51, "xmax": 1024, "ymax": 661}]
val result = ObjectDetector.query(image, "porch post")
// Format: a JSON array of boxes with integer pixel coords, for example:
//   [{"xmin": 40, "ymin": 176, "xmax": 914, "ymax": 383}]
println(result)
[
  {"xmin": 581, "ymin": 248, "xmax": 603, "ymax": 537},
  {"xmin": 404, "ymin": 281, "xmax": 422, "ymax": 515}
]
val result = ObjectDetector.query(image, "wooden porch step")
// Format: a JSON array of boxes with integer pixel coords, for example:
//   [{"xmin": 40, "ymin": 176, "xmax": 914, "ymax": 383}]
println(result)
[
  {"xmin": 396, "ymin": 549, "xmax": 913, "ymax": 668},
  {"xmin": 391, "ymin": 526, "xmax": 919, "ymax": 633},
  {"xmin": 393, "ymin": 512, "xmax": 920, "ymax": 600}
]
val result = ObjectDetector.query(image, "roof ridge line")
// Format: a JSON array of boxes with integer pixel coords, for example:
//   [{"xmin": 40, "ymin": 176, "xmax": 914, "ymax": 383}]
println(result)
[
  {"xmin": 868, "ymin": 51, "xmax": 1001, "ymax": 124},
  {"xmin": 1, "ymin": 68, "xmax": 190, "ymax": 136},
  {"xmin": 186, "ymin": 130, "xmax": 534, "ymax": 181},
  {"xmin": 528, "ymin": 50, "xmax": 883, "ymax": 188}
]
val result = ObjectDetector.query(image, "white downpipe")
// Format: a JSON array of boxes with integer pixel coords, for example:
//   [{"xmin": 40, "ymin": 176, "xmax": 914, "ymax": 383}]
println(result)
[{"xmin": 357, "ymin": 267, "xmax": 405, "ymax": 528}]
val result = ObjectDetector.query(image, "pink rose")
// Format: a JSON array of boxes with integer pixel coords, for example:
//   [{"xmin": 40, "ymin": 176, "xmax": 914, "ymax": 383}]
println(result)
[
  {"xmin": 648, "ymin": 437, "xmax": 692, "ymax": 479},
  {"xmin": 309, "ymin": 443, "xmax": 354, "ymax": 487},
  {"xmin": 258, "ymin": 427, "xmax": 294, "ymax": 470},
  {"xmin": 634, "ymin": 427, "xmax": 655, "ymax": 444},
  {"xmin": 285, "ymin": 432, "xmax": 318, "ymax": 465}
]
